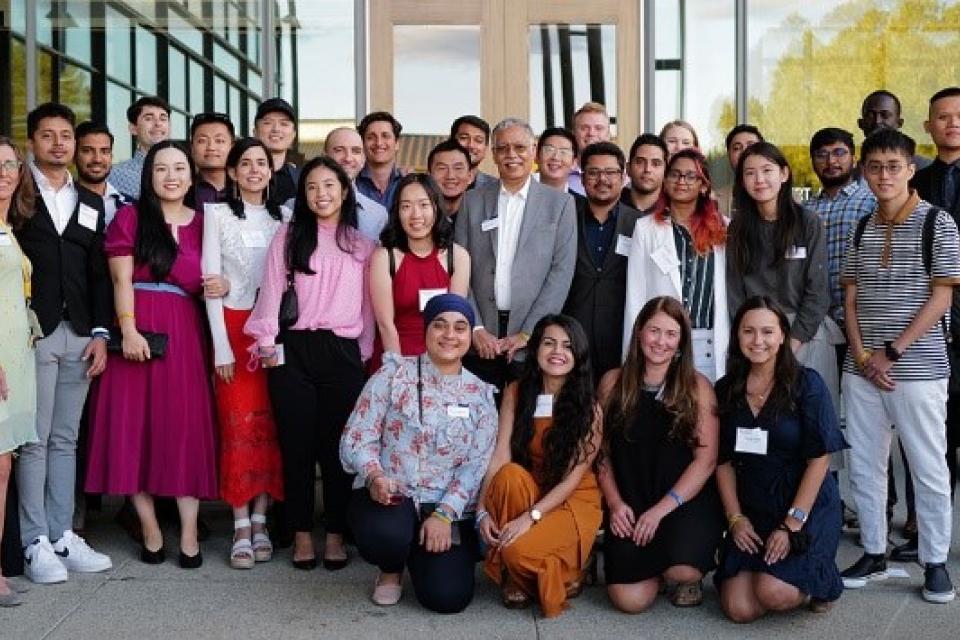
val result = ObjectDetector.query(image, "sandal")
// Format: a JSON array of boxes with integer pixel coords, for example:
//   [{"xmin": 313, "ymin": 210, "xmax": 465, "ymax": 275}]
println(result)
[
  {"xmin": 670, "ymin": 581, "xmax": 703, "ymax": 607},
  {"xmin": 501, "ymin": 573, "xmax": 531, "ymax": 609},
  {"xmin": 230, "ymin": 518, "xmax": 255, "ymax": 570},
  {"xmin": 250, "ymin": 513, "xmax": 273, "ymax": 563}
]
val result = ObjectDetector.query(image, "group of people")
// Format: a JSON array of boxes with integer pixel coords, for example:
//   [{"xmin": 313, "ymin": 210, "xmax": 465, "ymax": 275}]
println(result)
[{"xmin": 1, "ymin": 84, "xmax": 959, "ymax": 623}]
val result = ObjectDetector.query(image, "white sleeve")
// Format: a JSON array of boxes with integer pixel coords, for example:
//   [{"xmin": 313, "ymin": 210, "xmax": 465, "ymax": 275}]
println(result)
[
  {"xmin": 202, "ymin": 204, "xmax": 234, "ymax": 367},
  {"xmin": 623, "ymin": 225, "xmax": 647, "ymax": 360}
]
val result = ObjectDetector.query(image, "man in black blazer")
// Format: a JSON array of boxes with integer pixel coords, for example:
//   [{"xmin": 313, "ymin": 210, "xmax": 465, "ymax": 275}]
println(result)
[
  {"xmin": 14, "ymin": 103, "xmax": 112, "ymax": 584},
  {"xmin": 563, "ymin": 142, "xmax": 643, "ymax": 383}
]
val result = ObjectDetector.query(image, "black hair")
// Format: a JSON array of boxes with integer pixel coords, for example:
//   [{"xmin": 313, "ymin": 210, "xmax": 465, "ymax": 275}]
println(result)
[
  {"xmin": 580, "ymin": 141, "xmax": 625, "ymax": 173},
  {"xmin": 75, "ymin": 121, "xmax": 114, "ymax": 146},
  {"xmin": 860, "ymin": 128, "xmax": 916, "ymax": 161},
  {"xmin": 190, "ymin": 112, "xmax": 236, "ymax": 140},
  {"xmin": 379, "ymin": 173, "xmax": 453, "ymax": 252},
  {"xmin": 358, "ymin": 111, "xmax": 402, "ymax": 138},
  {"xmin": 809, "ymin": 127, "xmax": 855, "ymax": 156},
  {"xmin": 511, "ymin": 314, "xmax": 596, "ymax": 491},
  {"xmin": 224, "ymin": 137, "xmax": 282, "ymax": 221},
  {"xmin": 27, "ymin": 102, "xmax": 76, "ymax": 139},
  {"xmin": 427, "ymin": 139, "xmax": 472, "ymax": 171},
  {"xmin": 135, "ymin": 140, "xmax": 193, "ymax": 280},
  {"xmin": 861, "ymin": 90, "xmax": 902, "ymax": 117},
  {"xmin": 126, "ymin": 96, "xmax": 171, "ymax": 124},
  {"xmin": 627, "ymin": 133, "xmax": 668, "ymax": 163},
  {"xmin": 730, "ymin": 141, "xmax": 802, "ymax": 273},
  {"xmin": 450, "ymin": 115, "xmax": 490, "ymax": 141},
  {"xmin": 929, "ymin": 86, "xmax": 960, "ymax": 107},
  {"xmin": 286, "ymin": 155, "xmax": 359, "ymax": 274},
  {"xmin": 725, "ymin": 124, "xmax": 764, "ymax": 150},
  {"xmin": 537, "ymin": 127, "xmax": 579, "ymax": 158}
]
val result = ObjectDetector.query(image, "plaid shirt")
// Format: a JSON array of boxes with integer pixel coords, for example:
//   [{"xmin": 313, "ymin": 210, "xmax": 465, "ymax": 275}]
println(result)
[{"xmin": 804, "ymin": 181, "xmax": 876, "ymax": 324}]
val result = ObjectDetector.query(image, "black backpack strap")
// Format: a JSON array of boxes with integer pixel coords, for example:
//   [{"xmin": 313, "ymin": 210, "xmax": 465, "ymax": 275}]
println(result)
[
  {"xmin": 388, "ymin": 248, "xmax": 397, "ymax": 279},
  {"xmin": 853, "ymin": 212, "xmax": 872, "ymax": 250},
  {"xmin": 922, "ymin": 205, "xmax": 942, "ymax": 276},
  {"xmin": 446, "ymin": 245, "xmax": 454, "ymax": 276}
]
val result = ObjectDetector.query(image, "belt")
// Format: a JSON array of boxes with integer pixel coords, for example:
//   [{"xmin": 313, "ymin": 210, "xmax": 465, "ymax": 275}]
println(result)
[{"xmin": 133, "ymin": 282, "xmax": 189, "ymax": 297}]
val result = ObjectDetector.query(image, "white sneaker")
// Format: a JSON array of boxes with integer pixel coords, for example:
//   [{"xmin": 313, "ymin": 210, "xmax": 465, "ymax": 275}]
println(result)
[
  {"xmin": 53, "ymin": 530, "xmax": 113, "ymax": 573},
  {"xmin": 24, "ymin": 536, "xmax": 68, "ymax": 584}
]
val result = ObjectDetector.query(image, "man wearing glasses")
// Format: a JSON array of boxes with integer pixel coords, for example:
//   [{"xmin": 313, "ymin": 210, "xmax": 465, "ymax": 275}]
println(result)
[
  {"xmin": 840, "ymin": 129, "xmax": 960, "ymax": 604},
  {"xmin": 454, "ymin": 117, "xmax": 576, "ymax": 393},
  {"xmin": 535, "ymin": 127, "xmax": 580, "ymax": 200}
]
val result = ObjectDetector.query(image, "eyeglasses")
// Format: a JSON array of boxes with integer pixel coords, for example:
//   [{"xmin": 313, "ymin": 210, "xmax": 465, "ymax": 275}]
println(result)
[
  {"xmin": 864, "ymin": 161, "xmax": 906, "ymax": 176},
  {"xmin": 539, "ymin": 144, "xmax": 574, "ymax": 160},
  {"xmin": 666, "ymin": 170, "xmax": 701, "ymax": 183},
  {"xmin": 584, "ymin": 168, "xmax": 623, "ymax": 181},
  {"xmin": 493, "ymin": 143, "xmax": 532, "ymax": 157},
  {"xmin": 813, "ymin": 147, "xmax": 851, "ymax": 162},
  {"xmin": 0, "ymin": 159, "xmax": 22, "ymax": 174}
]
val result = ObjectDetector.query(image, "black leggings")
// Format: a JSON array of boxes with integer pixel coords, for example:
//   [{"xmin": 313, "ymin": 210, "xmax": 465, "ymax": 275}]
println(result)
[
  {"xmin": 267, "ymin": 329, "xmax": 364, "ymax": 535},
  {"xmin": 348, "ymin": 489, "xmax": 479, "ymax": 614}
]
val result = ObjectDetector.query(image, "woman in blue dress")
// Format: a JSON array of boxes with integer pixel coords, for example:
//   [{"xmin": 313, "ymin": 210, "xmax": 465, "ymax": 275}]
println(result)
[{"xmin": 714, "ymin": 295, "xmax": 846, "ymax": 622}]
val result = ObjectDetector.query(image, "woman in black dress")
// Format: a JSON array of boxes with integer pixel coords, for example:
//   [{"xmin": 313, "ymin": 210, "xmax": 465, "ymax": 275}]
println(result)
[
  {"xmin": 599, "ymin": 296, "xmax": 724, "ymax": 612},
  {"xmin": 714, "ymin": 296, "xmax": 846, "ymax": 622}
]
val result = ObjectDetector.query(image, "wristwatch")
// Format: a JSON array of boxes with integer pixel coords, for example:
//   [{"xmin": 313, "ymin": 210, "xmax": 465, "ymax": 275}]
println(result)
[
  {"xmin": 529, "ymin": 508, "xmax": 542, "ymax": 524},
  {"xmin": 884, "ymin": 341, "xmax": 902, "ymax": 362},
  {"xmin": 787, "ymin": 506, "xmax": 808, "ymax": 524}
]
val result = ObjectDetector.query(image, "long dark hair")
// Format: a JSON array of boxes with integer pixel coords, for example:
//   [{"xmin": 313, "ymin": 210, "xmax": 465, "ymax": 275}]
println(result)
[
  {"xmin": 379, "ymin": 173, "xmax": 453, "ymax": 251},
  {"xmin": 0, "ymin": 137, "xmax": 36, "ymax": 229},
  {"xmin": 135, "ymin": 140, "xmax": 194, "ymax": 280},
  {"xmin": 225, "ymin": 137, "xmax": 282, "ymax": 221},
  {"xmin": 729, "ymin": 141, "xmax": 802, "ymax": 273},
  {"xmin": 718, "ymin": 296, "xmax": 800, "ymax": 418},
  {"xmin": 654, "ymin": 148, "xmax": 726, "ymax": 254},
  {"xmin": 604, "ymin": 296, "xmax": 700, "ymax": 448},
  {"xmin": 285, "ymin": 155, "xmax": 359, "ymax": 274},
  {"xmin": 510, "ymin": 315, "xmax": 596, "ymax": 491}
]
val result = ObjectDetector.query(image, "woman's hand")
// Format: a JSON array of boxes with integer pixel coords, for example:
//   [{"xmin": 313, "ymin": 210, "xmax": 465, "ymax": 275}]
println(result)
[
  {"xmin": 763, "ymin": 527, "xmax": 791, "ymax": 565},
  {"xmin": 202, "ymin": 274, "xmax": 231, "ymax": 299},
  {"xmin": 122, "ymin": 331, "xmax": 151, "ymax": 362},
  {"xmin": 420, "ymin": 515, "xmax": 452, "ymax": 553},
  {"xmin": 216, "ymin": 363, "xmax": 235, "ymax": 383},
  {"xmin": 631, "ymin": 507, "xmax": 664, "ymax": 547},
  {"xmin": 367, "ymin": 475, "xmax": 397, "ymax": 506},
  {"xmin": 608, "ymin": 501, "xmax": 636, "ymax": 540},
  {"xmin": 259, "ymin": 346, "xmax": 279, "ymax": 368},
  {"xmin": 478, "ymin": 513, "xmax": 501, "ymax": 547},
  {"xmin": 497, "ymin": 513, "xmax": 534, "ymax": 548},
  {"xmin": 730, "ymin": 517, "xmax": 763, "ymax": 555}
]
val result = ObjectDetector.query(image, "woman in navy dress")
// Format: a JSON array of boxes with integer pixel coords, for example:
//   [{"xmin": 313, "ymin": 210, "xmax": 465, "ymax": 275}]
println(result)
[{"xmin": 714, "ymin": 296, "xmax": 846, "ymax": 622}]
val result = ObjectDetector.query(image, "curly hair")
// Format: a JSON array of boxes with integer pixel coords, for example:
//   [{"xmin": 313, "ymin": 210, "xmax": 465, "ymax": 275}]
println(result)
[{"xmin": 510, "ymin": 315, "xmax": 596, "ymax": 491}]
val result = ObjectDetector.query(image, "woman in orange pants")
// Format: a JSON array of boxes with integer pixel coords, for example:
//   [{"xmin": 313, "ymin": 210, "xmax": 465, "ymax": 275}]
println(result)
[{"xmin": 476, "ymin": 314, "xmax": 602, "ymax": 617}]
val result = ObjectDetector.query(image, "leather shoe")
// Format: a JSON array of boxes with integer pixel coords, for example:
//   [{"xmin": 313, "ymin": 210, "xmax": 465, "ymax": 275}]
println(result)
[
  {"xmin": 890, "ymin": 538, "xmax": 919, "ymax": 563},
  {"xmin": 292, "ymin": 557, "xmax": 318, "ymax": 571},
  {"xmin": 140, "ymin": 544, "xmax": 165, "ymax": 565},
  {"xmin": 903, "ymin": 516, "xmax": 918, "ymax": 539},
  {"xmin": 178, "ymin": 550, "xmax": 203, "ymax": 569}
]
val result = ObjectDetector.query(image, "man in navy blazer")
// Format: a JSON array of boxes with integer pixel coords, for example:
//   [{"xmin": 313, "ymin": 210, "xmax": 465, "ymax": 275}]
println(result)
[{"xmin": 454, "ymin": 117, "xmax": 577, "ymax": 390}]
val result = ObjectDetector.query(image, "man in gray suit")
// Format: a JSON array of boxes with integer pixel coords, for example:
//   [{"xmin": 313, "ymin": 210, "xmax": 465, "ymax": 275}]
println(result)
[{"xmin": 454, "ymin": 117, "xmax": 577, "ymax": 391}]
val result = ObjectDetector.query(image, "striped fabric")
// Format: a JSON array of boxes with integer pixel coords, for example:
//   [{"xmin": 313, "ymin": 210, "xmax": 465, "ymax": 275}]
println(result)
[{"xmin": 672, "ymin": 221, "xmax": 715, "ymax": 330}]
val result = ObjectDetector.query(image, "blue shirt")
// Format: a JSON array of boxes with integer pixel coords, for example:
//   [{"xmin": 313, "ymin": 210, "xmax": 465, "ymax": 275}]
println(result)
[
  {"xmin": 584, "ymin": 202, "xmax": 620, "ymax": 268},
  {"xmin": 109, "ymin": 149, "xmax": 147, "ymax": 200},
  {"xmin": 356, "ymin": 164, "xmax": 403, "ymax": 210}
]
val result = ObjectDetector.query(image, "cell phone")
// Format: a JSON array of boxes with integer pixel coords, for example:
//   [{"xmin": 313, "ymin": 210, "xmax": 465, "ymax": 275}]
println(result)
[{"xmin": 274, "ymin": 343, "xmax": 285, "ymax": 366}]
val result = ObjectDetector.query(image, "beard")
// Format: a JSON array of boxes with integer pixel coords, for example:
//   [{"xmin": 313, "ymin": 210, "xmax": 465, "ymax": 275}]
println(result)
[
  {"xmin": 77, "ymin": 167, "xmax": 108, "ymax": 184},
  {"xmin": 819, "ymin": 170, "xmax": 852, "ymax": 189}
]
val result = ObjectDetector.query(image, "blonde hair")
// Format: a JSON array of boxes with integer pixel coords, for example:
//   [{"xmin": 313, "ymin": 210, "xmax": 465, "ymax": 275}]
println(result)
[
  {"xmin": 659, "ymin": 119, "xmax": 700, "ymax": 149},
  {"xmin": 0, "ymin": 137, "xmax": 36, "ymax": 229},
  {"xmin": 573, "ymin": 102, "xmax": 610, "ymax": 124}
]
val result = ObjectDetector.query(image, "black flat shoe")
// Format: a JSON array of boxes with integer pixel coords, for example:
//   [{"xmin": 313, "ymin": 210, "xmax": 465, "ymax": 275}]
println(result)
[
  {"xmin": 140, "ymin": 544, "xmax": 165, "ymax": 565},
  {"xmin": 323, "ymin": 557, "xmax": 349, "ymax": 571},
  {"xmin": 178, "ymin": 550, "xmax": 203, "ymax": 569},
  {"xmin": 292, "ymin": 557, "xmax": 318, "ymax": 571},
  {"xmin": 890, "ymin": 538, "xmax": 919, "ymax": 563}
]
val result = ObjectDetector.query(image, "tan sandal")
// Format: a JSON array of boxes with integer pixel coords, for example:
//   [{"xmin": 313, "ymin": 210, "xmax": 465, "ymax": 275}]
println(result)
[
  {"xmin": 670, "ymin": 581, "xmax": 703, "ymax": 607},
  {"xmin": 501, "ymin": 572, "xmax": 531, "ymax": 609}
]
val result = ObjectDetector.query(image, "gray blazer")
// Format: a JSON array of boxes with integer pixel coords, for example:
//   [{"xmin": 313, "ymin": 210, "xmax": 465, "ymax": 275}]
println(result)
[{"xmin": 454, "ymin": 177, "xmax": 577, "ymax": 336}]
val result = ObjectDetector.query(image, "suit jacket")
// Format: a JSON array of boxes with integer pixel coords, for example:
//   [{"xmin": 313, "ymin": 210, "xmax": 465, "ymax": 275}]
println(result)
[
  {"xmin": 562, "ymin": 200, "xmax": 643, "ymax": 380},
  {"xmin": 15, "ymin": 181, "xmax": 112, "ymax": 337},
  {"xmin": 454, "ymin": 177, "xmax": 577, "ymax": 336}
]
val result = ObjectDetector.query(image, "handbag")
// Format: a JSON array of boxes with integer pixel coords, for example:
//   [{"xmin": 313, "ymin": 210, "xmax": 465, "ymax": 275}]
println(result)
[
  {"xmin": 106, "ymin": 331, "xmax": 169, "ymax": 358},
  {"xmin": 278, "ymin": 268, "xmax": 298, "ymax": 329}
]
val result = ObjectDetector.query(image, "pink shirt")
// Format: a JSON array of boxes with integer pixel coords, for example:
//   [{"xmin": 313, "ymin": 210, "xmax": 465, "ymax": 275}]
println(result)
[{"xmin": 244, "ymin": 221, "xmax": 376, "ymax": 360}]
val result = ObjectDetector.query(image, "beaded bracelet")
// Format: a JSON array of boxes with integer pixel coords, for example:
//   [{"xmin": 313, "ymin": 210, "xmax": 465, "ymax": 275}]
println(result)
[
  {"xmin": 667, "ymin": 489, "xmax": 684, "ymax": 507},
  {"xmin": 431, "ymin": 509, "xmax": 452, "ymax": 525},
  {"xmin": 727, "ymin": 513, "xmax": 747, "ymax": 529}
]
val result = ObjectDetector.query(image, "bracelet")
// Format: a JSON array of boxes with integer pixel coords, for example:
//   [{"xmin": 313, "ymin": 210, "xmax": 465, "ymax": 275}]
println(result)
[
  {"xmin": 667, "ymin": 489, "xmax": 684, "ymax": 507},
  {"xmin": 475, "ymin": 510, "xmax": 490, "ymax": 524},
  {"xmin": 118, "ymin": 312, "xmax": 135, "ymax": 321},
  {"xmin": 431, "ymin": 509, "xmax": 452, "ymax": 525},
  {"xmin": 727, "ymin": 513, "xmax": 747, "ymax": 529},
  {"xmin": 258, "ymin": 346, "xmax": 277, "ymax": 356},
  {"xmin": 856, "ymin": 349, "xmax": 872, "ymax": 368}
]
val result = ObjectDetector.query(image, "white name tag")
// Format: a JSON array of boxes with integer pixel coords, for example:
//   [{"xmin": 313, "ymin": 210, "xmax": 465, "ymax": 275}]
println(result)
[
  {"xmin": 651, "ymin": 244, "xmax": 678, "ymax": 274},
  {"xmin": 785, "ymin": 245, "xmax": 807, "ymax": 260},
  {"xmin": 241, "ymin": 229, "xmax": 267, "ymax": 248},
  {"xmin": 534, "ymin": 394, "xmax": 554, "ymax": 418},
  {"xmin": 0, "ymin": 232, "xmax": 11, "ymax": 246},
  {"xmin": 447, "ymin": 404, "xmax": 470, "ymax": 419},
  {"xmin": 78, "ymin": 203, "xmax": 99, "ymax": 231},
  {"xmin": 419, "ymin": 287, "xmax": 447, "ymax": 312},
  {"xmin": 735, "ymin": 427, "xmax": 768, "ymax": 455},
  {"xmin": 481, "ymin": 217, "xmax": 500, "ymax": 232},
  {"xmin": 615, "ymin": 233, "xmax": 632, "ymax": 257}
]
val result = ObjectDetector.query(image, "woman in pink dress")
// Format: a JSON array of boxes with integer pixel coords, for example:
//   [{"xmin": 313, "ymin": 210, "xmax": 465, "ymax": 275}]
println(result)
[{"xmin": 86, "ymin": 141, "xmax": 217, "ymax": 569}]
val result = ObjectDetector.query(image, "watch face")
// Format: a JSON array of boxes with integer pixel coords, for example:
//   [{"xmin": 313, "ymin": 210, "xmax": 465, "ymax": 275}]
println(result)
[{"xmin": 530, "ymin": 509, "xmax": 542, "ymax": 522}]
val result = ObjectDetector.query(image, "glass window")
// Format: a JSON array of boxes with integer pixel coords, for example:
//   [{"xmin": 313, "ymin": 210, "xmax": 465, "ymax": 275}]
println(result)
[
  {"xmin": 11, "ymin": 39, "xmax": 27, "ymax": 144},
  {"xmin": 683, "ymin": 2, "xmax": 735, "ymax": 155},
  {"xmin": 58, "ymin": 63, "xmax": 92, "ymax": 123},
  {"xmin": 654, "ymin": 0, "xmax": 682, "ymax": 132},
  {"xmin": 170, "ymin": 111, "xmax": 188, "ymax": 140},
  {"xmin": 215, "ymin": 76, "xmax": 228, "ymax": 113},
  {"xmin": 169, "ymin": 48, "xmax": 187, "ymax": 109},
  {"xmin": 63, "ymin": 0, "xmax": 92, "ymax": 64},
  {"xmin": 190, "ymin": 60, "xmax": 206, "ymax": 114},
  {"xmin": 38, "ymin": 51, "xmax": 54, "ymax": 104},
  {"xmin": 11, "ymin": 0, "xmax": 26, "ymax": 35},
  {"xmin": 36, "ymin": 0, "xmax": 53, "ymax": 48},
  {"xmin": 107, "ymin": 82, "xmax": 133, "ymax": 161},
  {"xmin": 105, "ymin": 7, "xmax": 132, "ymax": 83},
  {"xmin": 214, "ymin": 44, "xmax": 241, "ymax": 80},
  {"xmin": 135, "ymin": 26, "xmax": 157, "ymax": 94},
  {"xmin": 393, "ymin": 25, "xmax": 480, "ymax": 134},
  {"xmin": 166, "ymin": 7, "xmax": 205, "ymax": 56},
  {"xmin": 294, "ymin": 0, "xmax": 354, "ymax": 120},
  {"xmin": 247, "ymin": 69, "xmax": 262, "ymax": 95},
  {"xmin": 229, "ymin": 86, "xmax": 242, "ymax": 124},
  {"xmin": 655, "ymin": 70, "xmax": 682, "ymax": 137}
]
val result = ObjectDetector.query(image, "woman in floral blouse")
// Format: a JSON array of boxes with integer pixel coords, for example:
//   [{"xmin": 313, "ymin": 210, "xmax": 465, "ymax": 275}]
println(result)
[{"xmin": 340, "ymin": 293, "xmax": 497, "ymax": 612}]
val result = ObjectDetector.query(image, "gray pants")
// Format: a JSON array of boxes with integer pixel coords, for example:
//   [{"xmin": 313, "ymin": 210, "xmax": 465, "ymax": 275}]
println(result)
[{"xmin": 17, "ymin": 322, "xmax": 91, "ymax": 546}]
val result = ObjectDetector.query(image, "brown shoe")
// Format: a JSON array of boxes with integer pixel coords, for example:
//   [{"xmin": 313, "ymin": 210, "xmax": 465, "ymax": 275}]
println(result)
[
  {"xmin": 501, "ymin": 580, "xmax": 531, "ymax": 609},
  {"xmin": 808, "ymin": 597, "xmax": 833, "ymax": 614},
  {"xmin": 670, "ymin": 581, "xmax": 703, "ymax": 607},
  {"xmin": 903, "ymin": 515, "xmax": 918, "ymax": 539}
]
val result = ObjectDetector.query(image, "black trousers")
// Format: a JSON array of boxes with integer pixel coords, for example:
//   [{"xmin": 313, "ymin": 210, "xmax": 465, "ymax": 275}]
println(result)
[
  {"xmin": 348, "ymin": 489, "xmax": 479, "ymax": 614},
  {"xmin": 462, "ymin": 311, "xmax": 523, "ymax": 400},
  {"xmin": 1, "ymin": 462, "xmax": 23, "ymax": 576},
  {"xmin": 267, "ymin": 329, "xmax": 364, "ymax": 535}
]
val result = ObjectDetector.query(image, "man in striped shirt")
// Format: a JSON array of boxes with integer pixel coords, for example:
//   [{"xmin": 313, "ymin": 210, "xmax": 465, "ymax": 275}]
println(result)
[{"xmin": 839, "ymin": 129, "xmax": 960, "ymax": 604}]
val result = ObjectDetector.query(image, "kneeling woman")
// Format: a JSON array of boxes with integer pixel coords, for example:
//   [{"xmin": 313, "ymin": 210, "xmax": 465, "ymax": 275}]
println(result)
[
  {"xmin": 340, "ymin": 294, "xmax": 497, "ymax": 613},
  {"xmin": 714, "ymin": 296, "xmax": 846, "ymax": 622},
  {"xmin": 477, "ymin": 314, "xmax": 602, "ymax": 618},
  {"xmin": 600, "ymin": 296, "xmax": 724, "ymax": 612}
]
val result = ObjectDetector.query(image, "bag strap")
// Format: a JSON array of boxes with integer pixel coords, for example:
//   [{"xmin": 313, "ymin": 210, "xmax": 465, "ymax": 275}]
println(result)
[
  {"xmin": 388, "ymin": 248, "xmax": 397, "ymax": 279},
  {"xmin": 852, "ymin": 212, "xmax": 871, "ymax": 251},
  {"xmin": 446, "ymin": 244, "xmax": 454, "ymax": 276},
  {"xmin": 416, "ymin": 355, "xmax": 424, "ymax": 425},
  {"xmin": 922, "ymin": 205, "xmax": 941, "ymax": 276}
]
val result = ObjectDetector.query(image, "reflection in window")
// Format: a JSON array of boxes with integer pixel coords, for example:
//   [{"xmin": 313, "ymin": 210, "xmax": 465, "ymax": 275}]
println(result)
[
  {"xmin": 529, "ymin": 24, "xmax": 617, "ymax": 136},
  {"xmin": 39, "ymin": 51, "xmax": 53, "ymax": 104},
  {"xmin": 59, "ymin": 64, "xmax": 92, "ymax": 123},
  {"xmin": 107, "ymin": 82, "xmax": 133, "ymax": 160},
  {"xmin": 394, "ymin": 25, "xmax": 480, "ymax": 134},
  {"xmin": 294, "ymin": 0, "xmax": 354, "ymax": 120},
  {"xmin": 190, "ymin": 60, "xmax": 206, "ymax": 114},
  {"xmin": 36, "ymin": 0, "xmax": 53, "ymax": 48},
  {"xmin": 169, "ymin": 48, "xmax": 187, "ymax": 109},
  {"xmin": 11, "ymin": 40, "xmax": 27, "ymax": 143},
  {"xmin": 215, "ymin": 77, "xmax": 228, "ymax": 113},
  {"xmin": 135, "ymin": 26, "xmax": 157, "ymax": 94},
  {"xmin": 63, "ymin": 0, "xmax": 92, "ymax": 64},
  {"xmin": 105, "ymin": 7, "xmax": 132, "ymax": 83},
  {"xmin": 166, "ymin": 6, "xmax": 205, "ymax": 56},
  {"xmin": 170, "ymin": 111, "xmax": 188, "ymax": 140},
  {"xmin": 214, "ymin": 44, "xmax": 241, "ymax": 80}
]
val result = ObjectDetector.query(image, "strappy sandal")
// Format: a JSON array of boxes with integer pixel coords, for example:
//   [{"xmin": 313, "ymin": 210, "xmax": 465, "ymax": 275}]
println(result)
[
  {"xmin": 230, "ymin": 518, "xmax": 255, "ymax": 570},
  {"xmin": 501, "ymin": 572, "xmax": 531, "ymax": 609},
  {"xmin": 250, "ymin": 513, "xmax": 273, "ymax": 563},
  {"xmin": 669, "ymin": 581, "xmax": 703, "ymax": 607}
]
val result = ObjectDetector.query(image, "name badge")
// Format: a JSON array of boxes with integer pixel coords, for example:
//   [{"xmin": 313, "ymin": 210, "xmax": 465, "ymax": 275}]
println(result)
[
  {"xmin": 447, "ymin": 404, "xmax": 470, "ymax": 419},
  {"xmin": 785, "ymin": 245, "xmax": 807, "ymax": 260},
  {"xmin": 534, "ymin": 394, "xmax": 554, "ymax": 418},
  {"xmin": 735, "ymin": 427, "xmax": 768, "ymax": 455},
  {"xmin": 419, "ymin": 287, "xmax": 447, "ymax": 311},
  {"xmin": 650, "ymin": 244, "xmax": 678, "ymax": 274},
  {"xmin": 78, "ymin": 203, "xmax": 99, "ymax": 231},
  {"xmin": 0, "ymin": 232, "xmax": 11, "ymax": 247},
  {"xmin": 481, "ymin": 217, "xmax": 500, "ymax": 232},
  {"xmin": 241, "ymin": 229, "xmax": 267, "ymax": 248},
  {"xmin": 615, "ymin": 233, "xmax": 632, "ymax": 257}
]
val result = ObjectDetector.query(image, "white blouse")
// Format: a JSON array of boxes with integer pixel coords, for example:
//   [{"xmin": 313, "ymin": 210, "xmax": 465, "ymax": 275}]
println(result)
[{"xmin": 202, "ymin": 201, "xmax": 290, "ymax": 366}]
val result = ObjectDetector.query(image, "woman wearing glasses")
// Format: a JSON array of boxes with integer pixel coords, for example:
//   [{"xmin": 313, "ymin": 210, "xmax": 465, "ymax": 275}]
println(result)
[{"xmin": 624, "ymin": 148, "xmax": 729, "ymax": 382}]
